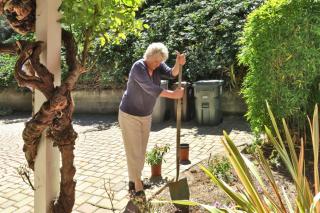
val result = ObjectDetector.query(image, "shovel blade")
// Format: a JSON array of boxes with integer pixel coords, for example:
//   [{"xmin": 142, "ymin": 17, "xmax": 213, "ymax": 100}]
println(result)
[
  {"xmin": 168, "ymin": 177, "xmax": 190, "ymax": 213},
  {"xmin": 123, "ymin": 200, "xmax": 141, "ymax": 213}
]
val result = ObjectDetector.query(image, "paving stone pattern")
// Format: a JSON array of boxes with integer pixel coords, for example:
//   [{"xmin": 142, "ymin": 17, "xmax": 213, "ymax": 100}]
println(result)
[{"xmin": 0, "ymin": 113, "xmax": 253, "ymax": 212}]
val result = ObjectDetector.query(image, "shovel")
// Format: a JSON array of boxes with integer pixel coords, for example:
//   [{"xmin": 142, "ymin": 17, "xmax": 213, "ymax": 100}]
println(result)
[{"xmin": 168, "ymin": 64, "xmax": 190, "ymax": 213}]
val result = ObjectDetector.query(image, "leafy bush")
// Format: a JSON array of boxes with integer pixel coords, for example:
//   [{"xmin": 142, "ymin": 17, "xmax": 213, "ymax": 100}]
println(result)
[
  {"xmin": 0, "ymin": 20, "xmax": 35, "ymax": 89},
  {"xmin": 239, "ymin": 0, "xmax": 320, "ymax": 134},
  {"xmin": 0, "ymin": 19, "xmax": 19, "ymax": 88},
  {"xmin": 137, "ymin": 0, "xmax": 264, "ymax": 84},
  {"xmin": 93, "ymin": 35, "xmax": 139, "ymax": 89},
  {"xmin": 91, "ymin": 0, "xmax": 263, "ymax": 89},
  {"xmin": 1, "ymin": 0, "xmax": 264, "ymax": 89},
  {"xmin": 0, "ymin": 54, "xmax": 16, "ymax": 88},
  {"xmin": 59, "ymin": 0, "xmax": 144, "ymax": 47}
]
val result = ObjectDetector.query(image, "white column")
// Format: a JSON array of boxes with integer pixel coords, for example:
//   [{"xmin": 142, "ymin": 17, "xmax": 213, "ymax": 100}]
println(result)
[{"xmin": 34, "ymin": 0, "xmax": 61, "ymax": 212}]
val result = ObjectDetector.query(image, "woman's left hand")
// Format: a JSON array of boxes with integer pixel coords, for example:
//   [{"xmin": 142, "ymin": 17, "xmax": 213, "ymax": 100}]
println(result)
[{"xmin": 175, "ymin": 51, "xmax": 186, "ymax": 65}]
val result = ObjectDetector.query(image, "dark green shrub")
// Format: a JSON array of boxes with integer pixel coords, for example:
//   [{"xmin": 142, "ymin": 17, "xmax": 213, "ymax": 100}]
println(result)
[
  {"xmin": 0, "ymin": 17, "xmax": 13, "ymax": 41},
  {"xmin": 1, "ymin": 0, "xmax": 265, "ymax": 89},
  {"xmin": 0, "ymin": 18, "xmax": 16, "ymax": 88},
  {"xmin": 90, "ymin": 0, "xmax": 263, "ymax": 89},
  {"xmin": 239, "ymin": 0, "xmax": 320, "ymax": 134},
  {"xmin": 0, "ymin": 54, "xmax": 16, "ymax": 88},
  {"xmin": 135, "ymin": 0, "xmax": 264, "ymax": 84},
  {"xmin": 0, "ymin": 21, "xmax": 35, "ymax": 89}
]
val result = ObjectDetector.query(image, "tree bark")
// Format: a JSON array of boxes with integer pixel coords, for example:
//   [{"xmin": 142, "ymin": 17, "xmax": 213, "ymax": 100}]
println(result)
[
  {"xmin": 0, "ymin": 5, "xmax": 83, "ymax": 210},
  {"xmin": 0, "ymin": 0, "xmax": 36, "ymax": 35}
]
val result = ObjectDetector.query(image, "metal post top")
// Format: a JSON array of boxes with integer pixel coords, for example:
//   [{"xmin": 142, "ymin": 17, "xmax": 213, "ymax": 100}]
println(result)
[{"xmin": 174, "ymin": 81, "xmax": 191, "ymax": 86}]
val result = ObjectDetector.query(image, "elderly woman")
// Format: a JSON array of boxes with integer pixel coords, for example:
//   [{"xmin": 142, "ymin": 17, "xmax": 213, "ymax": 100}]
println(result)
[{"xmin": 118, "ymin": 42, "xmax": 186, "ymax": 198}]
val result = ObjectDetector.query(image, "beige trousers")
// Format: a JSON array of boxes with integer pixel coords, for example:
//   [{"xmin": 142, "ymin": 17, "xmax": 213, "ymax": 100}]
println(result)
[{"xmin": 118, "ymin": 110, "xmax": 152, "ymax": 181}]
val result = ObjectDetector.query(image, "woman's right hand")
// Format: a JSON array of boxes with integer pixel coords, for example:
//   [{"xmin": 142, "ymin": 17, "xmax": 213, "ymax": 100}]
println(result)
[
  {"xmin": 173, "ymin": 87, "xmax": 184, "ymax": 99},
  {"xmin": 159, "ymin": 87, "xmax": 184, "ymax": 99}
]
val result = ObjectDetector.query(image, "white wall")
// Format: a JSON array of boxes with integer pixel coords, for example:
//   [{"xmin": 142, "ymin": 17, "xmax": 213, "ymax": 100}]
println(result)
[{"xmin": 0, "ymin": 88, "xmax": 247, "ymax": 115}]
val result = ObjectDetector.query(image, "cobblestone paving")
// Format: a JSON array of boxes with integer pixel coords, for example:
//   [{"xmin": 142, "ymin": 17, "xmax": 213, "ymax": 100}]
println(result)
[{"xmin": 0, "ymin": 113, "xmax": 253, "ymax": 212}]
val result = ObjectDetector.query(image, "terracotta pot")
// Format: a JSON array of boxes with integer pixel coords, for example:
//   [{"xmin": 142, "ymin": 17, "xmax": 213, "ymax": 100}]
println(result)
[
  {"xmin": 180, "ymin": 143, "xmax": 191, "ymax": 165},
  {"xmin": 151, "ymin": 163, "xmax": 162, "ymax": 177}
]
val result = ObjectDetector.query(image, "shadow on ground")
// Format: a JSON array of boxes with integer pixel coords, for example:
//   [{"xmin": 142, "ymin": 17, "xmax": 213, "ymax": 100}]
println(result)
[
  {"xmin": 1, "ymin": 112, "xmax": 250, "ymax": 138},
  {"xmin": 151, "ymin": 115, "xmax": 250, "ymax": 136},
  {"xmin": 0, "ymin": 112, "xmax": 31, "ymax": 124}
]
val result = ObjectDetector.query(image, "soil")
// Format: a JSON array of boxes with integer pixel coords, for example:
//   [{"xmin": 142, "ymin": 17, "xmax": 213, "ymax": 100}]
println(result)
[{"xmin": 150, "ymin": 147, "xmax": 298, "ymax": 213}]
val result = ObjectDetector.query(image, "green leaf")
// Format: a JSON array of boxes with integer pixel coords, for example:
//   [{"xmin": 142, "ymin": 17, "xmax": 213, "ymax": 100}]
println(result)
[
  {"xmin": 200, "ymin": 164, "xmax": 252, "ymax": 211},
  {"xmin": 222, "ymin": 132, "xmax": 267, "ymax": 212}
]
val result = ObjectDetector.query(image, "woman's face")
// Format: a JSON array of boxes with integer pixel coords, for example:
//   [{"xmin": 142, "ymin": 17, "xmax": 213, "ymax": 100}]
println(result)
[{"xmin": 146, "ymin": 54, "xmax": 163, "ymax": 71}]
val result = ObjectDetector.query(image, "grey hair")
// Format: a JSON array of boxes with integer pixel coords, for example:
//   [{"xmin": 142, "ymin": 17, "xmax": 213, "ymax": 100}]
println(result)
[{"xmin": 143, "ymin": 42, "xmax": 169, "ymax": 61}]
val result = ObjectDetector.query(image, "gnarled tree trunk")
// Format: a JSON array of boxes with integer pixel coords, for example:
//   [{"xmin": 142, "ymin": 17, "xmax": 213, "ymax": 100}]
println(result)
[{"xmin": 0, "ymin": 1, "xmax": 85, "ymax": 212}]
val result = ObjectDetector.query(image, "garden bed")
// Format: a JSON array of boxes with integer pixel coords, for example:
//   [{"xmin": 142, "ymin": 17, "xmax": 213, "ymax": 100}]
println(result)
[{"xmin": 151, "ymin": 148, "xmax": 297, "ymax": 212}]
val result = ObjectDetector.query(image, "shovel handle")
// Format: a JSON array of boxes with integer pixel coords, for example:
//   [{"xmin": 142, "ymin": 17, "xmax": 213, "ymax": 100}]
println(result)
[{"xmin": 176, "ymin": 64, "xmax": 182, "ymax": 182}]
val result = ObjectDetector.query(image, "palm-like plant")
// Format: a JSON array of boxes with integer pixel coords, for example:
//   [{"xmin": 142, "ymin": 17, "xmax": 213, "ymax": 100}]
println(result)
[
  {"xmin": 202, "ymin": 104, "xmax": 320, "ymax": 212},
  {"xmin": 155, "ymin": 104, "xmax": 320, "ymax": 213}
]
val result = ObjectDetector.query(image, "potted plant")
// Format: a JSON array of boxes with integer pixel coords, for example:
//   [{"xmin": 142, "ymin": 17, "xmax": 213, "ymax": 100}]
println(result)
[{"xmin": 146, "ymin": 144, "xmax": 170, "ymax": 177}]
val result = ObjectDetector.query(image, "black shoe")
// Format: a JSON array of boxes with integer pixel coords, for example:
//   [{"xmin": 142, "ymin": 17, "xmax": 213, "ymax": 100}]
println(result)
[
  {"xmin": 128, "ymin": 181, "xmax": 135, "ymax": 195},
  {"xmin": 134, "ymin": 190, "xmax": 146, "ymax": 202},
  {"xmin": 129, "ymin": 181, "xmax": 135, "ymax": 190},
  {"xmin": 129, "ymin": 180, "xmax": 152, "ymax": 191},
  {"xmin": 135, "ymin": 190, "xmax": 145, "ymax": 196}
]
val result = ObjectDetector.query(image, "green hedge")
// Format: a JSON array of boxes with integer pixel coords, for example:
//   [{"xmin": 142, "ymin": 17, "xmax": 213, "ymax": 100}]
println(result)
[
  {"xmin": 0, "ymin": 54, "xmax": 16, "ymax": 88},
  {"xmin": 1, "ymin": 0, "xmax": 264, "ymax": 90},
  {"xmin": 239, "ymin": 0, "xmax": 320, "ymax": 134},
  {"xmin": 0, "ymin": 17, "xmax": 15, "ymax": 88},
  {"xmin": 89, "ymin": 0, "xmax": 263, "ymax": 89},
  {"xmin": 0, "ymin": 19, "xmax": 35, "ymax": 89},
  {"xmin": 140, "ymin": 0, "xmax": 264, "ymax": 84}
]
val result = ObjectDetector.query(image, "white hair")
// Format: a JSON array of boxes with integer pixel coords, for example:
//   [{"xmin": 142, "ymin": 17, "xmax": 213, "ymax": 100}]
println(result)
[{"xmin": 143, "ymin": 42, "xmax": 169, "ymax": 61}]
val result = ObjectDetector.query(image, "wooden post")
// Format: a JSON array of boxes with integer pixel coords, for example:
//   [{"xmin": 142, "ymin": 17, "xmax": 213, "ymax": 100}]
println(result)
[{"xmin": 34, "ymin": 0, "xmax": 61, "ymax": 212}]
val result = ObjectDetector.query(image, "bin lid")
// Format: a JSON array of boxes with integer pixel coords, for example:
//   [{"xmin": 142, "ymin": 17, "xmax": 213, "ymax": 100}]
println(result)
[{"xmin": 193, "ymin": 80, "xmax": 224, "ymax": 87}]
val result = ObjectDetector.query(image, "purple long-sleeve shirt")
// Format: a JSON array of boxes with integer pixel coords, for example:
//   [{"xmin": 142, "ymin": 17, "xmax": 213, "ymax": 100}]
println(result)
[{"xmin": 119, "ymin": 59, "xmax": 173, "ymax": 116}]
